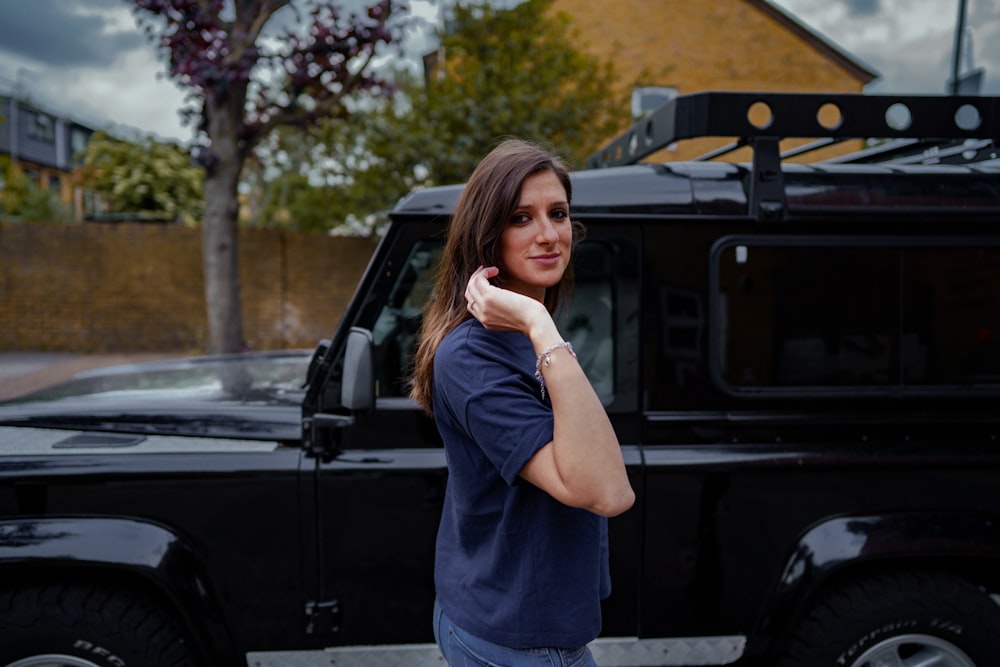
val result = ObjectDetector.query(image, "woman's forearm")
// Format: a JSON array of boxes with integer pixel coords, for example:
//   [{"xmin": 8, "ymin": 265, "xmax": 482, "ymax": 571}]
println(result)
[{"xmin": 522, "ymin": 318, "xmax": 635, "ymax": 517}]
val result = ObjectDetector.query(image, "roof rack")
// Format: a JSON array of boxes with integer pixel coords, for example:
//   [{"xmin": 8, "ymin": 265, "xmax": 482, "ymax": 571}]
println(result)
[
  {"xmin": 821, "ymin": 137, "xmax": 998, "ymax": 166},
  {"xmin": 585, "ymin": 91, "xmax": 999, "ymax": 221}
]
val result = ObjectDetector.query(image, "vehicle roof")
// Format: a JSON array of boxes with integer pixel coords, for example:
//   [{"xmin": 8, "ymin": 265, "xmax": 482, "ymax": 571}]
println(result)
[{"xmin": 391, "ymin": 160, "xmax": 1000, "ymax": 220}]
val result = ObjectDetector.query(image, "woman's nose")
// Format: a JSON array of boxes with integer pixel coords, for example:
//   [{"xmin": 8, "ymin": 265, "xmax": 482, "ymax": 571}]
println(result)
[{"xmin": 536, "ymin": 217, "xmax": 559, "ymax": 243}]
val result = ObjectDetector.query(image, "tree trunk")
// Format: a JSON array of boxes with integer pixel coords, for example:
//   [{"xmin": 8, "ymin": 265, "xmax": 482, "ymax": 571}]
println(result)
[{"xmin": 201, "ymin": 93, "xmax": 247, "ymax": 355}]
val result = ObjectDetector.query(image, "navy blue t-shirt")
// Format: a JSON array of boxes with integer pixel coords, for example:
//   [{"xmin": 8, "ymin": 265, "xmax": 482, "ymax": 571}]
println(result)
[{"xmin": 432, "ymin": 318, "xmax": 610, "ymax": 649}]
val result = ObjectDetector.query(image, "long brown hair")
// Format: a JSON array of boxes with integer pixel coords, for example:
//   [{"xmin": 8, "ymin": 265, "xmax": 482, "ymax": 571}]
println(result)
[{"xmin": 409, "ymin": 138, "xmax": 582, "ymax": 414}]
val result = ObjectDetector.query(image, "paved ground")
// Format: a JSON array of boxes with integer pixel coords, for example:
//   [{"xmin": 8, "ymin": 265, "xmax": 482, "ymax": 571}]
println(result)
[{"xmin": 0, "ymin": 352, "xmax": 181, "ymax": 401}]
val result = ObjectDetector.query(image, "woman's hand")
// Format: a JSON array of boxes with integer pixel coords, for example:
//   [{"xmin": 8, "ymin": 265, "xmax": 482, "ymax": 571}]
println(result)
[{"xmin": 464, "ymin": 266, "xmax": 551, "ymax": 337}]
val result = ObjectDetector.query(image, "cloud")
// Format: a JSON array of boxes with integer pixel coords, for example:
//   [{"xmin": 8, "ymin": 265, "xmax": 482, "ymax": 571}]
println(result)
[
  {"xmin": 0, "ymin": 0, "xmax": 436, "ymax": 143},
  {"xmin": 0, "ymin": 0, "xmax": 188, "ymax": 141},
  {"xmin": 844, "ymin": 0, "xmax": 880, "ymax": 16},
  {"xmin": 773, "ymin": 0, "xmax": 1000, "ymax": 94},
  {"xmin": 0, "ymin": 0, "xmax": 146, "ymax": 69}
]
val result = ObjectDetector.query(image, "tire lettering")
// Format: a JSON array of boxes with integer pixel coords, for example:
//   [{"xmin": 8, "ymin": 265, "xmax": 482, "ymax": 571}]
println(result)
[
  {"xmin": 931, "ymin": 618, "xmax": 963, "ymax": 635},
  {"xmin": 836, "ymin": 620, "xmax": 919, "ymax": 665},
  {"xmin": 73, "ymin": 639, "xmax": 126, "ymax": 667}
]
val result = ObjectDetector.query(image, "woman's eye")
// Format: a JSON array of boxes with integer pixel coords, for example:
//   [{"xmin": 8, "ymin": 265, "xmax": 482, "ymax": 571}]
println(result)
[
  {"xmin": 511, "ymin": 214, "xmax": 531, "ymax": 225},
  {"xmin": 552, "ymin": 209, "xmax": 569, "ymax": 220}
]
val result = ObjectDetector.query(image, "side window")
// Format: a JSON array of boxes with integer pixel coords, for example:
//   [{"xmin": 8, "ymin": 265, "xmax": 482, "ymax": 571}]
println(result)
[
  {"xmin": 372, "ymin": 241, "xmax": 441, "ymax": 397},
  {"xmin": 370, "ymin": 240, "xmax": 617, "ymax": 400},
  {"xmin": 904, "ymin": 247, "xmax": 1000, "ymax": 385},
  {"xmin": 713, "ymin": 238, "xmax": 1000, "ymax": 396}
]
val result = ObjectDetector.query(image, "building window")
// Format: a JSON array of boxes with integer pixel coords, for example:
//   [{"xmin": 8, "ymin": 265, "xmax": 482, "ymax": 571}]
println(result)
[
  {"xmin": 70, "ymin": 127, "xmax": 91, "ymax": 162},
  {"xmin": 27, "ymin": 111, "xmax": 56, "ymax": 143}
]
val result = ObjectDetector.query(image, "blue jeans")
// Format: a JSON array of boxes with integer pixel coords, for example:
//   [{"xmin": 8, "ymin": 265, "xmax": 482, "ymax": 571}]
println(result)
[{"xmin": 433, "ymin": 600, "xmax": 598, "ymax": 667}]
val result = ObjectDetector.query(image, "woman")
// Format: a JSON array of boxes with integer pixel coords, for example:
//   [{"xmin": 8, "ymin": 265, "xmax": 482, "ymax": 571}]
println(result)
[{"xmin": 410, "ymin": 138, "xmax": 635, "ymax": 666}]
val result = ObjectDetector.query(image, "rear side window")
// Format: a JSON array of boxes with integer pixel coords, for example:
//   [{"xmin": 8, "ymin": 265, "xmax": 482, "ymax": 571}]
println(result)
[{"xmin": 711, "ymin": 237, "xmax": 1000, "ymax": 396}]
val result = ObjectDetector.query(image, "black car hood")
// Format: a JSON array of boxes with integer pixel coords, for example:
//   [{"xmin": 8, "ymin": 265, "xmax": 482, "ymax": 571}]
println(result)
[{"xmin": 0, "ymin": 352, "xmax": 311, "ymax": 441}]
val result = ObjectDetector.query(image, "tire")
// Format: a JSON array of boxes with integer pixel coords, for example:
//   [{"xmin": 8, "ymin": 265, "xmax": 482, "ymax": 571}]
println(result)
[
  {"xmin": 0, "ymin": 582, "xmax": 199, "ymax": 667},
  {"xmin": 774, "ymin": 570, "xmax": 1000, "ymax": 667}
]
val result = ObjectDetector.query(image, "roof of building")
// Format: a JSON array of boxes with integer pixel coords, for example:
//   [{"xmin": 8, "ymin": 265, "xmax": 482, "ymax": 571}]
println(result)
[{"xmin": 752, "ymin": 0, "xmax": 880, "ymax": 84}]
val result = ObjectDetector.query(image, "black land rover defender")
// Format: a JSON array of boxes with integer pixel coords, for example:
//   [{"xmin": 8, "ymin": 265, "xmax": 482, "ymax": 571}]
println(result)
[{"xmin": 0, "ymin": 91, "xmax": 998, "ymax": 667}]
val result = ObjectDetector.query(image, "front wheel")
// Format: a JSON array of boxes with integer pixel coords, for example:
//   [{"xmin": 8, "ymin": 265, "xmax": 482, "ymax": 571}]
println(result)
[
  {"xmin": 774, "ymin": 570, "xmax": 1000, "ymax": 667},
  {"xmin": 0, "ymin": 582, "xmax": 200, "ymax": 667}
]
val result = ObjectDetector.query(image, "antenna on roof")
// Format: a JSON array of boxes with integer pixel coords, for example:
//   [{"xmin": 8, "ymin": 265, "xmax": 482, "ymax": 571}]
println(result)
[{"xmin": 949, "ymin": 0, "xmax": 970, "ymax": 95}]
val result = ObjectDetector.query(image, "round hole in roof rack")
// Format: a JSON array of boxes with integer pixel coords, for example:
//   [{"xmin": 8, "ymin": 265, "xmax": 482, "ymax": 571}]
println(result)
[
  {"xmin": 817, "ymin": 102, "xmax": 843, "ymax": 131},
  {"xmin": 885, "ymin": 103, "xmax": 912, "ymax": 132},
  {"xmin": 628, "ymin": 131, "xmax": 639, "ymax": 156},
  {"xmin": 644, "ymin": 118, "xmax": 655, "ymax": 147},
  {"xmin": 955, "ymin": 104, "xmax": 982, "ymax": 132},
  {"xmin": 747, "ymin": 101, "xmax": 773, "ymax": 130}
]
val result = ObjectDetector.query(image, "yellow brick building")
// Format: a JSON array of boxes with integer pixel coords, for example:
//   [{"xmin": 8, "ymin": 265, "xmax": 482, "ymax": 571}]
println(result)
[{"xmin": 551, "ymin": 0, "xmax": 878, "ymax": 161}]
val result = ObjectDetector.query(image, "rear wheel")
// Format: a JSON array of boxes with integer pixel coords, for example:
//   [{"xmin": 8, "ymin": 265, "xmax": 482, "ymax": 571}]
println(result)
[
  {"xmin": 774, "ymin": 570, "xmax": 1000, "ymax": 667},
  {"xmin": 848, "ymin": 634, "xmax": 975, "ymax": 666},
  {"xmin": 0, "ymin": 583, "xmax": 199, "ymax": 667}
]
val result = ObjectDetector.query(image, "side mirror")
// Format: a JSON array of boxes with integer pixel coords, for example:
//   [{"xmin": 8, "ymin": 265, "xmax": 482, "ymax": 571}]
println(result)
[{"xmin": 341, "ymin": 327, "xmax": 375, "ymax": 413}]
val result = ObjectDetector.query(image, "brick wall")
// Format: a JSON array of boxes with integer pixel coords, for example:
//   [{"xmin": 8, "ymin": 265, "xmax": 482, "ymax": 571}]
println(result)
[
  {"xmin": 555, "ymin": 0, "xmax": 873, "ymax": 161},
  {"xmin": 0, "ymin": 221, "xmax": 377, "ymax": 353}
]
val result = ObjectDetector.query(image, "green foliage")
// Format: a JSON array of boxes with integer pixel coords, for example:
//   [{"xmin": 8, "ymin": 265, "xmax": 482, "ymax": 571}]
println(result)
[
  {"xmin": 251, "ymin": 0, "xmax": 624, "ymax": 236},
  {"xmin": 77, "ymin": 132, "xmax": 204, "ymax": 225},
  {"xmin": 248, "ymin": 170, "xmax": 335, "ymax": 232},
  {"xmin": 0, "ymin": 157, "xmax": 73, "ymax": 222},
  {"xmin": 409, "ymin": 0, "xmax": 622, "ymax": 181}
]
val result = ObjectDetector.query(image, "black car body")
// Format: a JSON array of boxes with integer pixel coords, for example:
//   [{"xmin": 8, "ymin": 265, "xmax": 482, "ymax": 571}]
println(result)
[{"xmin": 1, "ymin": 92, "xmax": 999, "ymax": 667}]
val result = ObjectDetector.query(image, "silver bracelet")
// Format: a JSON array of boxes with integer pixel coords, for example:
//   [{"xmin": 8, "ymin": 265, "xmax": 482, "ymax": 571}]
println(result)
[{"xmin": 534, "ymin": 341, "xmax": 576, "ymax": 400}]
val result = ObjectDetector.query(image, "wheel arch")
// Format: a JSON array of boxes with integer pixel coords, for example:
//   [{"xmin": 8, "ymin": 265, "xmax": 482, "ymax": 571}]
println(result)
[
  {"xmin": 0, "ymin": 516, "xmax": 237, "ymax": 665},
  {"xmin": 748, "ymin": 510, "xmax": 1000, "ymax": 658}
]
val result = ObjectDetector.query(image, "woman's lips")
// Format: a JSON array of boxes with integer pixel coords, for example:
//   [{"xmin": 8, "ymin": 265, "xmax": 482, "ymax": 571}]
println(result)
[{"xmin": 531, "ymin": 253, "xmax": 561, "ymax": 266}]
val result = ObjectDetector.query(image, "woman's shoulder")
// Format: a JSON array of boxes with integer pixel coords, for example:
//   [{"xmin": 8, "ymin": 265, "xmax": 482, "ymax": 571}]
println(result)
[{"xmin": 438, "ymin": 319, "xmax": 531, "ymax": 364}]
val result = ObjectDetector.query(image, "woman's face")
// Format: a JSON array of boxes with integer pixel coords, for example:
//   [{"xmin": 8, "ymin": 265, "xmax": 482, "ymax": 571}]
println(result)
[{"xmin": 497, "ymin": 169, "xmax": 572, "ymax": 301}]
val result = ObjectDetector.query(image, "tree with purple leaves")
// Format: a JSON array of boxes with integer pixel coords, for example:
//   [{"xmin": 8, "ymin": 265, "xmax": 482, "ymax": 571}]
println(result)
[{"xmin": 131, "ymin": 0, "xmax": 403, "ymax": 353}]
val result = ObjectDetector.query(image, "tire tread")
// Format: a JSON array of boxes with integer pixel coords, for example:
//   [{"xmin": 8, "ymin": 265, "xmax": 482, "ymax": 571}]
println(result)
[{"xmin": 0, "ymin": 581, "xmax": 198, "ymax": 667}]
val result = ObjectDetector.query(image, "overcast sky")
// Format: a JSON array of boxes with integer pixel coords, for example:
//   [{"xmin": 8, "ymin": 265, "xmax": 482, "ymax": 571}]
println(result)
[
  {"xmin": 0, "ymin": 0, "xmax": 997, "ymax": 143},
  {"xmin": 772, "ymin": 0, "xmax": 999, "ymax": 95}
]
